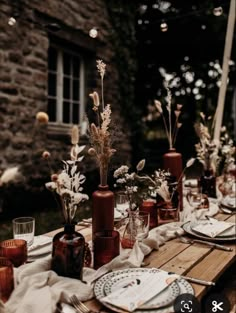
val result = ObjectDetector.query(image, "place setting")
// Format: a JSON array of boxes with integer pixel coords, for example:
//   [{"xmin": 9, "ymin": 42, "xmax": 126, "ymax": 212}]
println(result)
[
  {"xmin": 93, "ymin": 268, "xmax": 194, "ymax": 313},
  {"xmin": 182, "ymin": 217, "xmax": 236, "ymax": 242}
]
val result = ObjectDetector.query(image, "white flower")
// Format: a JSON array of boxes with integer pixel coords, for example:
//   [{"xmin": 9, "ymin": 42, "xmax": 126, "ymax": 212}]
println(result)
[
  {"xmin": 114, "ymin": 165, "xmax": 129, "ymax": 178},
  {"xmin": 0, "ymin": 167, "xmax": 22, "ymax": 185},
  {"xmin": 45, "ymin": 125, "xmax": 88, "ymax": 223}
]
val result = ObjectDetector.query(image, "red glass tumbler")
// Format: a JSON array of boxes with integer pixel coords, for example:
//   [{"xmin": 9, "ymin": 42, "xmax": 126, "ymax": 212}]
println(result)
[
  {"xmin": 0, "ymin": 239, "xmax": 27, "ymax": 267},
  {"xmin": 0, "ymin": 257, "xmax": 14, "ymax": 302},
  {"xmin": 93, "ymin": 230, "xmax": 120, "ymax": 270}
]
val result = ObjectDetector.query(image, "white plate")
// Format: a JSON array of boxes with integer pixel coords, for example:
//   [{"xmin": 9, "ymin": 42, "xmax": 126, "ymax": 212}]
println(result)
[
  {"xmin": 27, "ymin": 237, "xmax": 52, "ymax": 261},
  {"xmin": 220, "ymin": 196, "xmax": 236, "ymax": 210},
  {"xmin": 114, "ymin": 209, "xmax": 128, "ymax": 221},
  {"xmin": 184, "ymin": 179, "xmax": 198, "ymax": 188},
  {"xmin": 182, "ymin": 221, "xmax": 236, "ymax": 242},
  {"xmin": 94, "ymin": 268, "xmax": 194, "ymax": 312}
]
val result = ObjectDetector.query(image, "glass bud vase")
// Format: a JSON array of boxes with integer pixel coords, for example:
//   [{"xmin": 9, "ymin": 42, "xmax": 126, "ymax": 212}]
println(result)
[
  {"xmin": 199, "ymin": 169, "xmax": 216, "ymax": 198},
  {"xmin": 92, "ymin": 185, "xmax": 114, "ymax": 239},
  {"xmin": 156, "ymin": 181, "xmax": 180, "ymax": 225},
  {"xmin": 51, "ymin": 223, "xmax": 85, "ymax": 280}
]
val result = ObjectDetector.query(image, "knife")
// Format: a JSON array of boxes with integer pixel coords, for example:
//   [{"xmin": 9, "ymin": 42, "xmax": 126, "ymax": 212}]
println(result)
[
  {"xmin": 192, "ymin": 239, "xmax": 233, "ymax": 251},
  {"xmin": 168, "ymin": 271, "xmax": 216, "ymax": 286},
  {"xmin": 179, "ymin": 275, "xmax": 215, "ymax": 286}
]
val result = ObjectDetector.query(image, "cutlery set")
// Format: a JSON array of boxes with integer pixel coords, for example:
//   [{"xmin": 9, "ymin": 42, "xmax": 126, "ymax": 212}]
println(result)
[{"xmin": 175, "ymin": 231, "xmax": 233, "ymax": 251}]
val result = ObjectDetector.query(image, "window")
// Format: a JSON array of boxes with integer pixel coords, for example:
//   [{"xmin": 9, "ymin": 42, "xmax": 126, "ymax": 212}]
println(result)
[{"xmin": 47, "ymin": 45, "xmax": 85, "ymax": 125}]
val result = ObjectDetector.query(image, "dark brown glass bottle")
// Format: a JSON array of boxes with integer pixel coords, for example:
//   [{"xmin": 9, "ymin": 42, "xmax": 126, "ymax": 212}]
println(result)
[
  {"xmin": 51, "ymin": 224, "xmax": 85, "ymax": 280},
  {"xmin": 199, "ymin": 169, "xmax": 216, "ymax": 198}
]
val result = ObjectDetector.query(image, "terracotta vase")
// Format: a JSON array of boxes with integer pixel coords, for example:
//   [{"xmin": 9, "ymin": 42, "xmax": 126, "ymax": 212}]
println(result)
[
  {"xmin": 163, "ymin": 148, "xmax": 183, "ymax": 211},
  {"xmin": 92, "ymin": 185, "xmax": 114, "ymax": 239},
  {"xmin": 51, "ymin": 224, "xmax": 85, "ymax": 280},
  {"xmin": 199, "ymin": 169, "xmax": 216, "ymax": 198}
]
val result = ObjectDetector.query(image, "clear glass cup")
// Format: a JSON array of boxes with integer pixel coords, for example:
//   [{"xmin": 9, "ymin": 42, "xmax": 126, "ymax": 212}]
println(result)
[
  {"xmin": 186, "ymin": 189, "xmax": 209, "ymax": 210},
  {"xmin": 12, "ymin": 217, "xmax": 35, "ymax": 246},
  {"xmin": 0, "ymin": 239, "xmax": 27, "ymax": 267},
  {"xmin": 115, "ymin": 192, "xmax": 129, "ymax": 215},
  {"xmin": 0, "ymin": 257, "xmax": 14, "ymax": 302}
]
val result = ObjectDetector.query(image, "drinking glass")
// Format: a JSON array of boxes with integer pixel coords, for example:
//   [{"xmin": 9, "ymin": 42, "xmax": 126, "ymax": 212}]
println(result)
[
  {"xmin": 0, "ymin": 257, "xmax": 14, "ymax": 302},
  {"xmin": 12, "ymin": 217, "xmax": 35, "ymax": 246},
  {"xmin": 0, "ymin": 239, "xmax": 27, "ymax": 267},
  {"xmin": 115, "ymin": 192, "xmax": 129, "ymax": 215}
]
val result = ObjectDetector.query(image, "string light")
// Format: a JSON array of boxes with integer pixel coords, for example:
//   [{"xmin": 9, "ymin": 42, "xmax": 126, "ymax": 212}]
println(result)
[
  {"xmin": 160, "ymin": 21, "xmax": 168, "ymax": 32},
  {"xmin": 8, "ymin": 17, "xmax": 16, "ymax": 26},
  {"xmin": 213, "ymin": 6, "xmax": 223, "ymax": 16},
  {"xmin": 89, "ymin": 27, "xmax": 98, "ymax": 38}
]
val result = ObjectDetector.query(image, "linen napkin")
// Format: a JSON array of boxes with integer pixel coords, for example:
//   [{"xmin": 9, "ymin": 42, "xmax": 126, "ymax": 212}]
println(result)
[
  {"xmin": 191, "ymin": 219, "xmax": 235, "ymax": 238},
  {"xmin": 179, "ymin": 197, "xmax": 219, "ymax": 223}
]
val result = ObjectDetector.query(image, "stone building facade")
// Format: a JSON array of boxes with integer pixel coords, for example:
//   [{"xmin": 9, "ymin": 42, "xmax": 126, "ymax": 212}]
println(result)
[{"xmin": 0, "ymin": 0, "xmax": 135, "ymax": 213}]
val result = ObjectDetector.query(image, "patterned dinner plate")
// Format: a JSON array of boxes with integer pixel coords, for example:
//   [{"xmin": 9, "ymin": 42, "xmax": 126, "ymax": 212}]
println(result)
[
  {"xmin": 94, "ymin": 268, "xmax": 194, "ymax": 312},
  {"xmin": 182, "ymin": 221, "xmax": 236, "ymax": 241}
]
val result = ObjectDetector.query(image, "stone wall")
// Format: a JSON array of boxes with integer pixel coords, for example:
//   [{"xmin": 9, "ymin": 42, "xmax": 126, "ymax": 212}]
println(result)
[{"xmin": 0, "ymin": 0, "xmax": 135, "ymax": 212}]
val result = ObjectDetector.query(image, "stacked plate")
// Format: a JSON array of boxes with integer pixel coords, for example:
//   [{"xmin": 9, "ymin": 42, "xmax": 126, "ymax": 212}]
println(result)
[
  {"xmin": 27, "ymin": 235, "xmax": 52, "ymax": 262},
  {"xmin": 94, "ymin": 268, "xmax": 194, "ymax": 313},
  {"xmin": 220, "ymin": 195, "xmax": 236, "ymax": 213},
  {"xmin": 182, "ymin": 220, "xmax": 236, "ymax": 242}
]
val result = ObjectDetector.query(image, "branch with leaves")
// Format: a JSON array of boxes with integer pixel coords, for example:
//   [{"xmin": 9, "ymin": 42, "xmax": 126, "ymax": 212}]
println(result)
[{"xmin": 44, "ymin": 126, "xmax": 88, "ymax": 224}]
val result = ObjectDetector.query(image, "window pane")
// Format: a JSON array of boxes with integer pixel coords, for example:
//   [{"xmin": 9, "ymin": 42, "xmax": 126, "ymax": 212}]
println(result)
[
  {"xmin": 48, "ymin": 98, "xmax": 56, "ymax": 122},
  {"xmin": 73, "ymin": 79, "xmax": 79, "ymax": 100},
  {"xmin": 63, "ymin": 53, "xmax": 71, "ymax": 75},
  {"xmin": 63, "ymin": 101, "xmax": 70, "ymax": 123},
  {"xmin": 48, "ymin": 73, "xmax": 57, "ymax": 96},
  {"xmin": 48, "ymin": 47, "xmax": 57, "ymax": 71},
  {"xmin": 73, "ymin": 56, "xmax": 80, "ymax": 77},
  {"xmin": 63, "ymin": 77, "xmax": 70, "ymax": 99},
  {"xmin": 72, "ymin": 102, "xmax": 79, "ymax": 124}
]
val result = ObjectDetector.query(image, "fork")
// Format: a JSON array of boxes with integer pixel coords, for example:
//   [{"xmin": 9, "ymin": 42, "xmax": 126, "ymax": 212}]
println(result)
[
  {"xmin": 175, "ymin": 232, "xmax": 233, "ymax": 251},
  {"xmin": 70, "ymin": 295, "xmax": 97, "ymax": 313}
]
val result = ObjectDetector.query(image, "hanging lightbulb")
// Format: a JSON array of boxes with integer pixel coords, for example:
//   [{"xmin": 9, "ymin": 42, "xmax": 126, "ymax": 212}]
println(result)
[
  {"xmin": 8, "ymin": 17, "xmax": 16, "ymax": 26},
  {"xmin": 213, "ymin": 6, "xmax": 223, "ymax": 16},
  {"xmin": 89, "ymin": 27, "xmax": 98, "ymax": 38},
  {"xmin": 160, "ymin": 21, "xmax": 168, "ymax": 32}
]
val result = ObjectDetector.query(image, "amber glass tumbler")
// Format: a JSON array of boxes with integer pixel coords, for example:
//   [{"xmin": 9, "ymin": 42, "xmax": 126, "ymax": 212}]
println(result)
[
  {"xmin": 0, "ymin": 257, "xmax": 14, "ymax": 302},
  {"xmin": 0, "ymin": 239, "xmax": 27, "ymax": 267}
]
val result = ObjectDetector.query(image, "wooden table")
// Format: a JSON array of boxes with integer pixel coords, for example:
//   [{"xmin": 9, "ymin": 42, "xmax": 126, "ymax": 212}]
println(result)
[{"xmin": 46, "ymin": 212, "xmax": 236, "ymax": 312}]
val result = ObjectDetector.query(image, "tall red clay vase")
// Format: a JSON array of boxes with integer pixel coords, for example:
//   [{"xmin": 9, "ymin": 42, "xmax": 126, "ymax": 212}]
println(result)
[
  {"xmin": 163, "ymin": 148, "xmax": 183, "ymax": 211},
  {"xmin": 92, "ymin": 185, "xmax": 114, "ymax": 239}
]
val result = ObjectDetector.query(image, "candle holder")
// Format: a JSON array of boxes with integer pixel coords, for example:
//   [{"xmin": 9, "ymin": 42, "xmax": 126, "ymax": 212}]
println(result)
[
  {"xmin": 0, "ymin": 257, "xmax": 14, "ymax": 303},
  {"xmin": 140, "ymin": 200, "xmax": 157, "ymax": 229},
  {"xmin": 93, "ymin": 230, "xmax": 120, "ymax": 269},
  {"xmin": 0, "ymin": 239, "xmax": 27, "ymax": 267}
]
